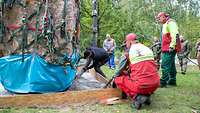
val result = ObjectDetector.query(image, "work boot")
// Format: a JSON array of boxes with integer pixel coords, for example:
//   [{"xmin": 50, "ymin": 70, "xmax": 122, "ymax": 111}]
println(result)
[
  {"xmin": 167, "ymin": 81, "xmax": 177, "ymax": 86},
  {"xmin": 137, "ymin": 95, "xmax": 149, "ymax": 104},
  {"xmin": 132, "ymin": 99, "xmax": 142, "ymax": 110},
  {"xmin": 144, "ymin": 96, "xmax": 151, "ymax": 105},
  {"xmin": 132, "ymin": 95, "xmax": 148, "ymax": 110},
  {"xmin": 160, "ymin": 83, "xmax": 167, "ymax": 88},
  {"xmin": 168, "ymin": 83, "xmax": 177, "ymax": 87},
  {"xmin": 181, "ymin": 72, "xmax": 186, "ymax": 75}
]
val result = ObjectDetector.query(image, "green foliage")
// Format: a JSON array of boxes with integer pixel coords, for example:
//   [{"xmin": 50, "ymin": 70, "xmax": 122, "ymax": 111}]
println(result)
[{"xmin": 80, "ymin": 0, "xmax": 200, "ymax": 57}]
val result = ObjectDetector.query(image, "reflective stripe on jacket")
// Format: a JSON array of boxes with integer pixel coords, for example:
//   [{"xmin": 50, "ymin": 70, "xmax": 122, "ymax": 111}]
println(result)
[{"xmin": 129, "ymin": 43, "xmax": 154, "ymax": 64}]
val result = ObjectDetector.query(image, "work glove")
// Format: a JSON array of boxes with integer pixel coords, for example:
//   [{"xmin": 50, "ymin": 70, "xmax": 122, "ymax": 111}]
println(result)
[
  {"xmin": 82, "ymin": 67, "xmax": 87, "ymax": 72},
  {"xmin": 75, "ymin": 74, "xmax": 81, "ymax": 79},
  {"xmin": 169, "ymin": 47, "xmax": 175, "ymax": 53},
  {"xmin": 183, "ymin": 53, "xmax": 188, "ymax": 58},
  {"xmin": 75, "ymin": 67, "xmax": 87, "ymax": 79}
]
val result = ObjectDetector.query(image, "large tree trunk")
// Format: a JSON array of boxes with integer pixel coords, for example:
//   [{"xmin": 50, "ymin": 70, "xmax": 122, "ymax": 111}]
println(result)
[{"xmin": 1, "ymin": 0, "xmax": 80, "ymax": 64}]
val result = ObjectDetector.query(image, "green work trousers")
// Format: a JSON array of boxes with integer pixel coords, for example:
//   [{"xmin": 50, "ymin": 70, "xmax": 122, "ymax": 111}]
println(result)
[{"xmin": 160, "ymin": 51, "xmax": 177, "ymax": 86}]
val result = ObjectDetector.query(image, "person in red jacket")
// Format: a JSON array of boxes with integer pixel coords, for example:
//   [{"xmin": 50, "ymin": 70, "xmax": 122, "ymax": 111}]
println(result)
[
  {"xmin": 156, "ymin": 12, "xmax": 181, "ymax": 87},
  {"xmin": 114, "ymin": 33, "xmax": 160, "ymax": 110}
]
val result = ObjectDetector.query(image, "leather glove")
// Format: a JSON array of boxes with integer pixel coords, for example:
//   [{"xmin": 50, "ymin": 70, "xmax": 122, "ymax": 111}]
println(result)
[
  {"xmin": 83, "ymin": 67, "xmax": 87, "ymax": 71},
  {"xmin": 169, "ymin": 47, "xmax": 175, "ymax": 53},
  {"xmin": 76, "ymin": 67, "xmax": 87, "ymax": 79}
]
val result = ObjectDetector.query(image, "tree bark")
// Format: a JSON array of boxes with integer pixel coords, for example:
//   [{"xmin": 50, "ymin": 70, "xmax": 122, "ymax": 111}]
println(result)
[{"xmin": 92, "ymin": 0, "xmax": 98, "ymax": 47}]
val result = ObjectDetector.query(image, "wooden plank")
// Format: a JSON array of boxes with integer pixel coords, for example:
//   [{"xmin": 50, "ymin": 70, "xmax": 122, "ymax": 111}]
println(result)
[
  {"xmin": 0, "ymin": 88, "xmax": 121, "ymax": 108},
  {"xmin": 99, "ymin": 97, "xmax": 128, "ymax": 105},
  {"xmin": 0, "ymin": 65, "xmax": 115, "ymax": 108}
]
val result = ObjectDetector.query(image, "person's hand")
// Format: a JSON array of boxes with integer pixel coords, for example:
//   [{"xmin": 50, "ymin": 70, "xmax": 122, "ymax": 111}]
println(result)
[
  {"xmin": 183, "ymin": 53, "xmax": 188, "ymax": 58},
  {"xmin": 169, "ymin": 47, "xmax": 175, "ymax": 52},
  {"xmin": 75, "ymin": 74, "xmax": 81, "ymax": 79},
  {"xmin": 122, "ymin": 70, "xmax": 129, "ymax": 75},
  {"xmin": 83, "ymin": 67, "xmax": 87, "ymax": 72}
]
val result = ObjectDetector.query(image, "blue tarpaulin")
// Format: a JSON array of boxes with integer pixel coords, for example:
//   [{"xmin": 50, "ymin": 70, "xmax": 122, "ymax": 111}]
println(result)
[{"xmin": 0, "ymin": 54, "xmax": 76, "ymax": 93}]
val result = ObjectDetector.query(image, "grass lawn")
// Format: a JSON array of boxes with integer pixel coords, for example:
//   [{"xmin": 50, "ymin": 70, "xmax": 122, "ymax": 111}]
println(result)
[{"xmin": 0, "ymin": 65, "xmax": 200, "ymax": 113}]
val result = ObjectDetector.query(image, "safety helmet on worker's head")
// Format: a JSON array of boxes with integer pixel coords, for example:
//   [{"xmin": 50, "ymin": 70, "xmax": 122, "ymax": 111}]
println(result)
[
  {"xmin": 125, "ymin": 33, "xmax": 137, "ymax": 48},
  {"xmin": 126, "ymin": 33, "xmax": 137, "ymax": 41},
  {"xmin": 156, "ymin": 12, "xmax": 169, "ymax": 19},
  {"xmin": 106, "ymin": 34, "xmax": 111, "ymax": 38},
  {"xmin": 156, "ymin": 12, "xmax": 170, "ymax": 24}
]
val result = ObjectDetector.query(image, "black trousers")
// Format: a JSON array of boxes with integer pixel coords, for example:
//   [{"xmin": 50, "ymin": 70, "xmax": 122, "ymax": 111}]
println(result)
[
  {"xmin": 93, "ymin": 61, "xmax": 107, "ymax": 78},
  {"xmin": 94, "ymin": 66, "xmax": 106, "ymax": 78}
]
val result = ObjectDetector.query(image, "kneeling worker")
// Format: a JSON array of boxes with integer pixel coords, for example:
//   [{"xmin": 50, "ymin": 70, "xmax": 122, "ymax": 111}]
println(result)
[{"xmin": 114, "ymin": 33, "xmax": 160, "ymax": 110}]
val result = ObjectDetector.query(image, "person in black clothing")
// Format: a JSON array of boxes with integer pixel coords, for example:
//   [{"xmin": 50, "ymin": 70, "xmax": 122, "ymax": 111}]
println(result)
[{"xmin": 78, "ymin": 47, "xmax": 110, "ymax": 78}]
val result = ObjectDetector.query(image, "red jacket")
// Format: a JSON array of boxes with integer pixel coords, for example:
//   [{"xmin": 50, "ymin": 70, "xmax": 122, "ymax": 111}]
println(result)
[
  {"xmin": 114, "ymin": 43, "xmax": 160, "ymax": 98},
  {"xmin": 161, "ymin": 19, "xmax": 181, "ymax": 52}
]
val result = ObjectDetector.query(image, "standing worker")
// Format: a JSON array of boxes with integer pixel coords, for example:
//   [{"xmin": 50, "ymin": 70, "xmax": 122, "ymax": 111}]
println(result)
[
  {"xmin": 103, "ymin": 34, "xmax": 116, "ymax": 69},
  {"xmin": 177, "ymin": 35, "xmax": 192, "ymax": 74},
  {"xmin": 156, "ymin": 12, "xmax": 181, "ymax": 87},
  {"xmin": 114, "ymin": 33, "xmax": 160, "ymax": 110},
  {"xmin": 151, "ymin": 37, "xmax": 161, "ymax": 70},
  {"xmin": 195, "ymin": 38, "xmax": 200, "ymax": 70}
]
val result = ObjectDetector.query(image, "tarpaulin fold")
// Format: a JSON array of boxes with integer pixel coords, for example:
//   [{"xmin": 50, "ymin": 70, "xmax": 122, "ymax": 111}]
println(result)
[{"xmin": 0, "ymin": 54, "xmax": 76, "ymax": 93}]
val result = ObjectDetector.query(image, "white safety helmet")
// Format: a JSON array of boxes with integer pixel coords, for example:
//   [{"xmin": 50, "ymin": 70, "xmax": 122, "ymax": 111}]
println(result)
[{"xmin": 106, "ymin": 34, "xmax": 111, "ymax": 38}]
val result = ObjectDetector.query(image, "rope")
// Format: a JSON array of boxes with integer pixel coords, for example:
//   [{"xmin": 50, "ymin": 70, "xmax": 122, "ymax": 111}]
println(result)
[
  {"xmin": 60, "ymin": 0, "xmax": 69, "ymax": 42},
  {"xmin": 2, "ymin": 0, "xmax": 81, "ymax": 67},
  {"xmin": 41, "ymin": 0, "xmax": 54, "ymax": 54},
  {"xmin": 21, "ymin": 2, "xmax": 28, "ymax": 62},
  {"xmin": 0, "ymin": 0, "xmax": 5, "ymax": 43},
  {"xmin": 6, "ymin": 1, "xmax": 43, "ymax": 55},
  {"xmin": 33, "ymin": 2, "xmax": 42, "ymax": 53}
]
